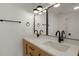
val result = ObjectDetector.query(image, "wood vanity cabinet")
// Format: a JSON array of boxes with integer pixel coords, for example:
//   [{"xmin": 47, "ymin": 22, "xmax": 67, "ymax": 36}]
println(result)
[{"xmin": 23, "ymin": 39, "xmax": 50, "ymax": 56}]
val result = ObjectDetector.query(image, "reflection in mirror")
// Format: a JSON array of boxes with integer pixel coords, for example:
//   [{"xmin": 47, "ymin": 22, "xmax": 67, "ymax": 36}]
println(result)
[
  {"xmin": 35, "ymin": 12, "xmax": 46, "ymax": 35},
  {"xmin": 34, "ymin": 3, "xmax": 79, "ymax": 40},
  {"xmin": 48, "ymin": 5, "xmax": 60, "ymax": 36},
  {"xmin": 48, "ymin": 3, "xmax": 79, "ymax": 40},
  {"xmin": 33, "ymin": 3, "xmax": 50, "ymax": 35}
]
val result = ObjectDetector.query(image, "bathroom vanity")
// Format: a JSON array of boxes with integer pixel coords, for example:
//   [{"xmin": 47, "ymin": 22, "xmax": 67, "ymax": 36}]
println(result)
[
  {"xmin": 23, "ymin": 35, "xmax": 79, "ymax": 56},
  {"xmin": 23, "ymin": 39, "xmax": 50, "ymax": 56}
]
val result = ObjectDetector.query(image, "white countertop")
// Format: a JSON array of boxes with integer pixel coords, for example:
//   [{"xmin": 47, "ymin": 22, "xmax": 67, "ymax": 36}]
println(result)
[{"xmin": 23, "ymin": 34, "xmax": 79, "ymax": 56}]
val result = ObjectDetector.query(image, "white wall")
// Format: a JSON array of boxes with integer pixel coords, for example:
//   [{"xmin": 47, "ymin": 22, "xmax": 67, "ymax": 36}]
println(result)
[
  {"xmin": 0, "ymin": 4, "xmax": 34, "ymax": 56},
  {"xmin": 48, "ymin": 10, "xmax": 79, "ymax": 40},
  {"xmin": 59, "ymin": 12, "xmax": 79, "ymax": 39},
  {"xmin": 48, "ymin": 11, "xmax": 60, "ymax": 36}
]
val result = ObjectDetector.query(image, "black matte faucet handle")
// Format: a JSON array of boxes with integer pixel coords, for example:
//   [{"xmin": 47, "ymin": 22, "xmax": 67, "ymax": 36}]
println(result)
[{"xmin": 39, "ymin": 30, "xmax": 43, "ymax": 35}]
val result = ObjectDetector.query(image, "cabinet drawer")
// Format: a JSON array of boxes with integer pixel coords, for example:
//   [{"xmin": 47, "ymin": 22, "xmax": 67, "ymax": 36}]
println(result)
[{"xmin": 27, "ymin": 42, "xmax": 39, "ymax": 56}]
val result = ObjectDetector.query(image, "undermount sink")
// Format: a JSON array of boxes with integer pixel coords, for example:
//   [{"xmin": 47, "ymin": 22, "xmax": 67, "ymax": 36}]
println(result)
[{"xmin": 43, "ymin": 41, "xmax": 70, "ymax": 52}]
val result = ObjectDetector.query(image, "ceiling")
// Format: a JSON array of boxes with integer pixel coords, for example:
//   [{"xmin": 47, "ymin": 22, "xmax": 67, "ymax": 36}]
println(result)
[
  {"xmin": 16, "ymin": 3, "xmax": 79, "ymax": 15},
  {"xmin": 28, "ymin": 3, "xmax": 79, "ymax": 15},
  {"xmin": 48, "ymin": 3, "xmax": 79, "ymax": 14},
  {"xmin": 0, "ymin": 3, "xmax": 78, "ymax": 15},
  {"xmin": 13, "ymin": 3, "xmax": 49, "ymax": 13}
]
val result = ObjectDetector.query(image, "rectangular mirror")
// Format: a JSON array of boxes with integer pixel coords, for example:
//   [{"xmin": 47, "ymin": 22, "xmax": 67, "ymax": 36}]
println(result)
[
  {"xmin": 48, "ymin": 3, "xmax": 79, "ymax": 40},
  {"xmin": 33, "ymin": 3, "xmax": 49, "ymax": 35},
  {"xmin": 34, "ymin": 3, "xmax": 79, "ymax": 40}
]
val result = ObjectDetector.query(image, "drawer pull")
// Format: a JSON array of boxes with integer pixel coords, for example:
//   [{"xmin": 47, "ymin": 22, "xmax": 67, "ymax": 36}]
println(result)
[
  {"xmin": 29, "ymin": 46, "xmax": 34, "ymax": 51},
  {"xmin": 38, "ymin": 53, "xmax": 41, "ymax": 56},
  {"xmin": 29, "ymin": 52, "xmax": 33, "ymax": 56}
]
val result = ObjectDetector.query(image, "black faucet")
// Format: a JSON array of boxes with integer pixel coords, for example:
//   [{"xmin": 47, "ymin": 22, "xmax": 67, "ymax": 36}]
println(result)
[
  {"xmin": 55, "ymin": 30, "xmax": 66, "ymax": 43},
  {"xmin": 61, "ymin": 31, "xmax": 65, "ymax": 41},
  {"xmin": 35, "ymin": 30, "xmax": 39, "ymax": 37},
  {"xmin": 35, "ymin": 30, "xmax": 43, "ymax": 37},
  {"xmin": 39, "ymin": 30, "xmax": 43, "ymax": 35},
  {"xmin": 55, "ymin": 30, "xmax": 61, "ymax": 43}
]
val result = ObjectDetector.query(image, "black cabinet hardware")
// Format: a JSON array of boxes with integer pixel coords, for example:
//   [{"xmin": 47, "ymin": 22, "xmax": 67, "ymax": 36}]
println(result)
[
  {"xmin": 29, "ymin": 46, "xmax": 34, "ymax": 51},
  {"xmin": 0, "ymin": 19, "xmax": 21, "ymax": 23}
]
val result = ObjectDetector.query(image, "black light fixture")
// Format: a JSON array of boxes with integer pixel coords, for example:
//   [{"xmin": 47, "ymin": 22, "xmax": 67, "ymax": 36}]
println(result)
[
  {"xmin": 33, "ymin": 5, "xmax": 44, "ymax": 14},
  {"xmin": 33, "ymin": 9, "xmax": 38, "ymax": 14},
  {"xmin": 38, "ymin": 12, "xmax": 42, "ymax": 14},
  {"xmin": 43, "ymin": 9, "xmax": 46, "ymax": 12},
  {"xmin": 37, "ymin": 5, "xmax": 43, "ymax": 11}
]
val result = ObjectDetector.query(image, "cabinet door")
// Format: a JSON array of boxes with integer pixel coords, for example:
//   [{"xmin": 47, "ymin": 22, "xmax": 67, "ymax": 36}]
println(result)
[
  {"xmin": 27, "ymin": 42, "xmax": 35, "ymax": 56},
  {"xmin": 28, "ymin": 43, "xmax": 49, "ymax": 56},
  {"xmin": 23, "ymin": 39, "xmax": 28, "ymax": 56},
  {"xmin": 23, "ymin": 39, "xmax": 50, "ymax": 56}
]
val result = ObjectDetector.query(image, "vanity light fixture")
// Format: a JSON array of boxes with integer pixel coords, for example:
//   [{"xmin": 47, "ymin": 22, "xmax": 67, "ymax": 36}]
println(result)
[
  {"xmin": 37, "ymin": 5, "xmax": 43, "ymax": 11},
  {"xmin": 33, "ymin": 9, "xmax": 38, "ymax": 14},
  {"xmin": 53, "ymin": 3, "xmax": 61, "ymax": 8},
  {"xmin": 43, "ymin": 10, "xmax": 46, "ymax": 12},
  {"xmin": 39, "ymin": 12, "xmax": 42, "ymax": 15},
  {"xmin": 73, "ymin": 6, "xmax": 79, "ymax": 10}
]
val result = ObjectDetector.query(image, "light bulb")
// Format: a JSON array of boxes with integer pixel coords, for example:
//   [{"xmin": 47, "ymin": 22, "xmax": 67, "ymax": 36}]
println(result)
[
  {"xmin": 53, "ymin": 3, "xmax": 61, "ymax": 8},
  {"xmin": 73, "ymin": 6, "xmax": 79, "ymax": 10},
  {"xmin": 43, "ymin": 10, "xmax": 46, "ymax": 12},
  {"xmin": 37, "ymin": 6, "xmax": 43, "ymax": 11},
  {"xmin": 33, "ymin": 9, "xmax": 38, "ymax": 14},
  {"xmin": 39, "ymin": 12, "xmax": 42, "ymax": 15}
]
